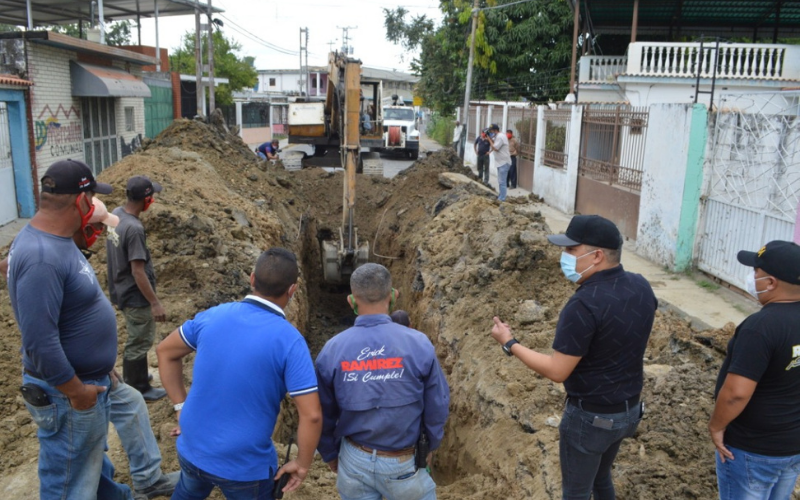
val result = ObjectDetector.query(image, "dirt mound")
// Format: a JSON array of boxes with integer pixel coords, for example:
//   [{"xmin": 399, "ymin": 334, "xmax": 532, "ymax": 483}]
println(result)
[{"xmin": 0, "ymin": 120, "xmax": 759, "ymax": 499}]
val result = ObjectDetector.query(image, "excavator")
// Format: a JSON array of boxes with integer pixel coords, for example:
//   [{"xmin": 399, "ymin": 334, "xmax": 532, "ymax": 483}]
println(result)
[{"xmin": 288, "ymin": 52, "xmax": 378, "ymax": 283}]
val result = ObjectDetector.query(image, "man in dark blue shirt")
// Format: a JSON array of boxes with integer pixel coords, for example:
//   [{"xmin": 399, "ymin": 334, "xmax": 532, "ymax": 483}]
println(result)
[
  {"xmin": 315, "ymin": 263, "xmax": 450, "ymax": 500},
  {"xmin": 256, "ymin": 140, "xmax": 280, "ymax": 160},
  {"xmin": 474, "ymin": 130, "xmax": 491, "ymax": 184},
  {"xmin": 7, "ymin": 159, "xmax": 136, "ymax": 499},
  {"xmin": 490, "ymin": 215, "xmax": 657, "ymax": 500}
]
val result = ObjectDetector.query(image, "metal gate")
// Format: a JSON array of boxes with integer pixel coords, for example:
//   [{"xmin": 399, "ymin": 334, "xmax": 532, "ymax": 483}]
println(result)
[
  {"xmin": 0, "ymin": 102, "xmax": 18, "ymax": 225},
  {"xmin": 696, "ymin": 92, "xmax": 800, "ymax": 289},
  {"xmin": 576, "ymin": 105, "xmax": 649, "ymax": 240}
]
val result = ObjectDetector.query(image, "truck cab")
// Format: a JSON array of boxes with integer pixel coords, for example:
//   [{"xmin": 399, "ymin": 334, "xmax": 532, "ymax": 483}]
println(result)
[{"xmin": 381, "ymin": 96, "xmax": 419, "ymax": 159}]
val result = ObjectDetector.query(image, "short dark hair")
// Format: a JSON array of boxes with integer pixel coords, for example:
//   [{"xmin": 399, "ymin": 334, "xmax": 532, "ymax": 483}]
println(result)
[
  {"xmin": 253, "ymin": 247, "xmax": 298, "ymax": 297},
  {"xmin": 390, "ymin": 310, "xmax": 410, "ymax": 327},
  {"xmin": 271, "ymin": 139, "xmax": 279, "ymax": 145}
]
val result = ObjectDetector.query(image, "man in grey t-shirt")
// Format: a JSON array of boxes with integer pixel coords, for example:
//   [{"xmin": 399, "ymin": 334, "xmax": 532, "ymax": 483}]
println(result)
[
  {"xmin": 487, "ymin": 124, "xmax": 512, "ymax": 202},
  {"xmin": 107, "ymin": 175, "xmax": 167, "ymax": 401}
]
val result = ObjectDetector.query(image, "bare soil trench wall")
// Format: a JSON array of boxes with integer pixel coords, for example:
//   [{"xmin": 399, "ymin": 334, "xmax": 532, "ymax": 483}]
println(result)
[{"xmin": 0, "ymin": 120, "xmax": 786, "ymax": 499}]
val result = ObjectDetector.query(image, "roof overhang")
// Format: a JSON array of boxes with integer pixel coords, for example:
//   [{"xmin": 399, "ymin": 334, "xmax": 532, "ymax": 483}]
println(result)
[
  {"xmin": 572, "ymin": 0, "xmax": 800, "ymax": 37},
  {"xmin": 0, "ymin": 31, "xmax": 158, "ymax": 65},
  {"xmin": 0, "ymin": 0, "xmax": 221, "ymax": 27},
  {"xmin": 0, "ymin": 73, "xmax": 33, "ymax": 86},
  {"xmin": 71, "ymin": 61, "xmax": 150, "ymax": 97}
]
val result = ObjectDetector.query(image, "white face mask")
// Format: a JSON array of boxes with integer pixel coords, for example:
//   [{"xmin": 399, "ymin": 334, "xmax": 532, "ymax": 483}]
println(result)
[
  {"xmin": 745, "ymin": 273, "xmax": 770, "ymax": 299},
  {"xmin": 560, "ymin": 250, "xmax": 597, "ymax": 283}
]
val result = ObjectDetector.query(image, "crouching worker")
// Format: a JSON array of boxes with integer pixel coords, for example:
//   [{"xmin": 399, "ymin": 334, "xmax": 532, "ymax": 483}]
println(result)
[
  {"xmin": 157, "ymin": 248, "xmax": 322, "ymax": 499},
  {"xmin": 315, "ymin": 263, "xmax": 450, "ymax": 500}
]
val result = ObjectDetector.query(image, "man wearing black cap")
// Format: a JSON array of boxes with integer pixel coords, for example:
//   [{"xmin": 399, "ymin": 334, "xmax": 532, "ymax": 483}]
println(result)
[
  {"xmin": 107, "ymin": 175, "xmax": 167, "ymax": 401},
  {"xmin": 710, "ymin": 240, "xmax": 800, "ymax": 500},
  {"xmin": 490, "ymin": 214, "xmax": 657, "ymax": 499},
  {"xmin": 6, "ymin": 159, "xmax": 137, "ymax": 498}
]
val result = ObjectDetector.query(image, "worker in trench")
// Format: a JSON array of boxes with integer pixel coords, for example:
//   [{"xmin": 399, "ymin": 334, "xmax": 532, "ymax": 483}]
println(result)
[
  {"xmin": 490, "ymin": 214, "xmax": 657, "ymax": 500},
  {"xmin": 315, "ymin": 263, "xmax": 450, "ymax": 500}
]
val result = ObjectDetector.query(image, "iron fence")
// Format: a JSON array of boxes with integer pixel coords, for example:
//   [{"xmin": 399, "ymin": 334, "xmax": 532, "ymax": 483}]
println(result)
[
  {"xmin": 542, "ymin": 108, "xmax": 572, "ymax": 170},
  {"xmin": 579, "ymin": 105, "xmax": 649, "ymax": 191},
  {"xmin": 242, "ymin": 102, "xmax": 270, "ymax": 129}
]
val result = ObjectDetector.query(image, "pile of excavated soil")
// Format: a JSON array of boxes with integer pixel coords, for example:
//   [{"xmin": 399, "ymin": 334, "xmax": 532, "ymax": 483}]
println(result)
[{"xmin": 0, "ymin": 119, "xmax": 780, "ymax": 499}]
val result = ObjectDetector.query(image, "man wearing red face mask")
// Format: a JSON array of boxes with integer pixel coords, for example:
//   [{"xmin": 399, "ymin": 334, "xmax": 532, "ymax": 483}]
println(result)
[
  {"xmin": 5, "ymin": 159, "xmax": 140, "ymax": 498},
  {"xmin": 106, "ymin": 175, "xmax": 168, "ymax": 401}
]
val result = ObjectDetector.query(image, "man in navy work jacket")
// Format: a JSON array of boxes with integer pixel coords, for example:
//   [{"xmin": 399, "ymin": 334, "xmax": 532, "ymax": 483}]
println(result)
[
  {"xmin": 490, "ymin": 214, "xmax": 657, "ymax": 500},
  {"xmin": 157, "ymin": 247, "xmax": 322, "ymax": 499},
  {"xmin": 315, "ymin": 263, "xmax": 450, "ymax": 500}
]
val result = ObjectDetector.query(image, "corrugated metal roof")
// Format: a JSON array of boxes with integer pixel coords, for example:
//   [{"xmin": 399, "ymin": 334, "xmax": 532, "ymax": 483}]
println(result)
[
  {"xmin": 573, "ymin": 0, "xmax": 800, "ymax": 37},
  {"xmin": 0, "ymin": 74, "xmax": 33, "ymax": 86}
]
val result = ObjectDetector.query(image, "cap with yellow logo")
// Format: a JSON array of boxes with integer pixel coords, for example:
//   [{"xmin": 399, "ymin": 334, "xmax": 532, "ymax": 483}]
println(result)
[{"xmin": 737, "ymin": 240, "xmax": 800, "ymax": 285}]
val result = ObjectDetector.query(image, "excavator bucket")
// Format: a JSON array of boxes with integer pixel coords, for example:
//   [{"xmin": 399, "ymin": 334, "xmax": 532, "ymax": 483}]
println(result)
[{"xmin": 321, "ymin": 228, "xmax": 369, "ymax": 284}]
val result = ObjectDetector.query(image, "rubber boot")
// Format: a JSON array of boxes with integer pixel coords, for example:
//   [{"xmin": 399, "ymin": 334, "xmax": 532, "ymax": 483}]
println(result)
[{"xmin": 131, "ymin": 357, "xmax": 167, "ymax": 402}]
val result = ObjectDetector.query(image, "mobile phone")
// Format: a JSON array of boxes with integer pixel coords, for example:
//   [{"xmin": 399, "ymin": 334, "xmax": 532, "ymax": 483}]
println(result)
[
  {"xmin": 20, "ymin": 384, "xmax": 51, "ymax": 407},
  {"xmin": 592, "ymin": 415, "xmax": 614, "ymax": 430},
  {"xmin": 273, "ymin": 437, "xmax": 293, "ymax": 499}
]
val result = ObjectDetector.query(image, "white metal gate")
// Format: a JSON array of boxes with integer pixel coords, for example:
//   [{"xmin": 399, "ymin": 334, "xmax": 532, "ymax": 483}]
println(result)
[
  {"xmin": 696, "ymin": 92, "xmax": 800, "ymax": 289},
  {"xmin": 0, "ymin": 102, "xmax": 18, "ymax": 226}
]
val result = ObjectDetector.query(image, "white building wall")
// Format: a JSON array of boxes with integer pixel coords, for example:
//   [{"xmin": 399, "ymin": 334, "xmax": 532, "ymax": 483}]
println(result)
[
  {"xmin": 635, "ymin": 104, "xmax": 695, "ymax": 267},
  {"xmin": 27, "ymin": 43, "xmax": 84, "ymax": 174},
  {"xmin": 532, "ymin": 105, "xmax": 582, "ymax": 214}
]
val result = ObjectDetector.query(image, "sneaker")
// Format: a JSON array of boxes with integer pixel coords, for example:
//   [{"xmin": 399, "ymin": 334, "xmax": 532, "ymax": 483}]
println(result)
[{"xmin": 136, "ymin": 471, "xmax": 180, "ymax": 499}]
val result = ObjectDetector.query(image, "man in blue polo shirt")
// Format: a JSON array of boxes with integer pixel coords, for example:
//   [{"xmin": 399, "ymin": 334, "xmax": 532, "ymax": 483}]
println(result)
[
  {"xmin": 256, "ymin": 140, "xmax": 280, "ymax": 161},
  {"xmin": 157, "ymin": 248, "xmax": 322, "ymax": 499},
  {"xmin": 315, "ymin": 263, "xmax": 450, "ymax": 500},
  {"xmin": 490, "ymin": 215, "xmax": 657, "ymax": 500}
]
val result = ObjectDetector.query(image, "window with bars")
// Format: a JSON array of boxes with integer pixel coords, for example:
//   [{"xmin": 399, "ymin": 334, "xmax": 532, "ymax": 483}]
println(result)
[{"xmin": 82, "ymin": 98, "xmax": 118, "ymax": 175}]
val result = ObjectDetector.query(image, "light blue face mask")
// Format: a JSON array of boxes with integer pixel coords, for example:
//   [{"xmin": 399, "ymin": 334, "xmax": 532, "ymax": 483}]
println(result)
[{"xmin": 560, "ymin": 250, "xmax": 597, "ymax": 283}]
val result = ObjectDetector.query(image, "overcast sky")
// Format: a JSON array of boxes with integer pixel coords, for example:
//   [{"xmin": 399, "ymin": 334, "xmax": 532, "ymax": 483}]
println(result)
[{"xmin": 136, "ymin": 0, "xmax": 441, "ymax": 73}]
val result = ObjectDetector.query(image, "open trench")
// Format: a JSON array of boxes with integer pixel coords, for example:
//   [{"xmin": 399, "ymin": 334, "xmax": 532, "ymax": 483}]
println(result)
[{"xmin": 0, "ymin": 120, "xmax": 754, "ymax": 499}]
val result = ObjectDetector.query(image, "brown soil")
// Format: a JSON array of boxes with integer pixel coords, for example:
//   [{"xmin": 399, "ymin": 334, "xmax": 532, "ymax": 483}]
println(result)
[{"xmin": 0, "ymin": 119, "xmax": 779, "ymax": 499}]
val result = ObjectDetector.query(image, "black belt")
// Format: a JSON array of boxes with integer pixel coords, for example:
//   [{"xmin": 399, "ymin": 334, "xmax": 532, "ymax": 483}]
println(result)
[
  {"xmin": 24, "ymin": 368, "xmax": 41, "ymax": 379},
  {"xmin": 567, "ymin": 394, "xmax": 640, "ymax": 414}
]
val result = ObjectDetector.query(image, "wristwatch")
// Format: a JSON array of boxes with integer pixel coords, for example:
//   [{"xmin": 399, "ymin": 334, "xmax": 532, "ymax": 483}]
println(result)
[{"xmin": 502, "ymin": 338, "xmax": 519, "ymax": 356}]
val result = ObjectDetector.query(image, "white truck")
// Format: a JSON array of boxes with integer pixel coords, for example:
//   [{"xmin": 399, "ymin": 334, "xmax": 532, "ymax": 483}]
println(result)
[{"xmin": 381, "ymin": 100, "xmax": 419, "ymax": 159}]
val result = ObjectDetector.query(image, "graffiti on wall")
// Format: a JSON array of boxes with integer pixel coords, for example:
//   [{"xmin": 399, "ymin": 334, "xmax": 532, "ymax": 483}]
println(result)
[{"xmin": 35, "ymin": 104, "xmax": 83, "ymax": 158}]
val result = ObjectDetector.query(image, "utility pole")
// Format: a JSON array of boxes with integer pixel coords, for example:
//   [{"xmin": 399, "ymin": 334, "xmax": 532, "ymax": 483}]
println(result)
[
  {"xmin": 299, "ymin": 27, "xmax": 309, "ymax": 96},
  {"xmin": 326, "ymin": 39, "xmax": 337, "ymax": 53},
  {"xmin": 207, "ymin": 0, "xmax": 215, "ymax": 113},
  {"xmin": 460, "ymin": 0, "xmax": 479, "ymax": 158},
  {"xmin": 194, "ymin": 0, "xmax": 203, "ymax": 117},
  {"xmin": 337, "ymin": 25, "xmax": 357, "ymax": 54}
]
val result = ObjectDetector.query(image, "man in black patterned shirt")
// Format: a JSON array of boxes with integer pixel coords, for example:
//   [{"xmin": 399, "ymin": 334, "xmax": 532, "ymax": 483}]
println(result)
[{"xmin": 490, "ymin": 215, "xmax": 657, "ymax": 500}]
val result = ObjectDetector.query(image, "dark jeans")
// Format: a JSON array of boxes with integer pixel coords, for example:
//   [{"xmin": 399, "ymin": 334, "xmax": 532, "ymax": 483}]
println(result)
[
  {"xmin": 172, "ymin": 453, "xmax": 275, "ymax": 500},
  {"xmin": 508, "ymin": 155, "xmax": 517, "ymax": 188},
  {"xmin": 558, "ymin": 398, "xmax": 643, "ymax": 500},
  {"xmin": 476, "ymin": 154, "xmax": 490, "ymax": 183}
]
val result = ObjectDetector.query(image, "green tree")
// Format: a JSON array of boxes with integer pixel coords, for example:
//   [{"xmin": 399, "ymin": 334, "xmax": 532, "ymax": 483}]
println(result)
[
  {"xmin": 385, "ymin": 0, "xmax": 573, "ymax": 112},
  {"xmin": 170, "ymin": 30, "xmax": 256, "ymax": 106},
  {"xmin": 46, "ymin": 20, "xmax": 133, "ymax": 46}
]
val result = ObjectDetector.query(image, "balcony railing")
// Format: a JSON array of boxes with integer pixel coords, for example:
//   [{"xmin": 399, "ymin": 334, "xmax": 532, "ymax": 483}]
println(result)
[
  {"xmin": 627, "ymin": 42, "xmax": 800, "ymax": 80},
  {"xmin": 579, "ymin": 56, "xmax": 628, "ymax": 83},
  {"xmin": 579, "ymin": 43, "xmax": 800, "ymax": 83}
]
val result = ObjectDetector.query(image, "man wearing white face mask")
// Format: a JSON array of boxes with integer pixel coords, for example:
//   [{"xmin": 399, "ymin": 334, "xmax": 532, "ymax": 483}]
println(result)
[
  {"xmin": 490, "ymin": 214, "xmax": 657, "ymax": 500},
  {"xmin": 710, "ymin": 240, "xmax": 800, "ymax": 500}
]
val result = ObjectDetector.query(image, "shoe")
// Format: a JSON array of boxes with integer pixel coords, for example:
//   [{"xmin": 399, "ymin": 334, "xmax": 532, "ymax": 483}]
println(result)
[
  {"xmin": 136, "ymin": 471, "xmax": 180, "ymax": 499},
  {"xmin": 140, "ymin": 386, "xmax": 167, "ymax": 401}
]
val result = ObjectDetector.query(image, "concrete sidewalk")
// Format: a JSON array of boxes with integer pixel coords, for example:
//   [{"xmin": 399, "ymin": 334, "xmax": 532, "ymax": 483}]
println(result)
[
  {"xmin": 0, "ymin": 218, "xmax": 29, "ymax": 251},
  {"xmin": 475, "ymin": 162, "xmax": 755, "ymax": 331}
]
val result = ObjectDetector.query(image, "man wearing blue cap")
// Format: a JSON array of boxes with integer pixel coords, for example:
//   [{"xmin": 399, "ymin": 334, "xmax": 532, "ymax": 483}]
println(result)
[
  {"xmin": 490, "ymin": 214, "xmax": 657, "ymax": 499},
  {"xmin": 710, "ymin": 240, "xmax": 800, "ymax": 500},
  {"xmin": 6, "ymin": 159, "xmax": 138, "ymax": 498}
]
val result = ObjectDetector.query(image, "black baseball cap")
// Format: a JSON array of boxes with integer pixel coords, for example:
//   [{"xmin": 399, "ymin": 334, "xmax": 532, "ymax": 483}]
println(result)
[
  {"xmin": 490, "ymin": 123, "xmax": 500, "ymax": 131},
  {"xmin": 41, "ymin": 159, "xmax": 112, "ymax": 195},
  {"xmin": 126, "ymin": 175, "xmax": 163, "ymax": 200},
  {"xmin": 737, "ymin": 240, "xmax": 800, "ymax": 285},
  {"xmin": 547, "ymin": 215, "xmax": 622, "ymax": 250}
]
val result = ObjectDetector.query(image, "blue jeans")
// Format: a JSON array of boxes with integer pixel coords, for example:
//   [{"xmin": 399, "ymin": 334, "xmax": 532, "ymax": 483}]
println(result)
[
  {"xmin": 716, "ymin": 446, "xmax": 800, "ymax": 500},
  {"xmin": 558, "ymin": 399, "xmax": 643, "ymax": 500},
  {"xmin": 172, "ymin": 453, "xmax": 275, "ymax": 499},
  {"xmin": 256, "ymin": 151, "xmax": 267, "ymax": 160},
  {"xmin": 109, "ymin": 380, "xmax": 162, "ymax": 490},
  {"xmin": 497, "ymin": 163, "xmax": 511, "ymax": 201},
  {"xmin": 337, "ymin": 438, "xmax": 436, "ymax": 500},
  {"xmin": 22, "ymin": 372, "xmax": 133, "ymax": 500},
  {"xmin": 476, "ymin": 154, "xmax": 490, "ymax": 183}
]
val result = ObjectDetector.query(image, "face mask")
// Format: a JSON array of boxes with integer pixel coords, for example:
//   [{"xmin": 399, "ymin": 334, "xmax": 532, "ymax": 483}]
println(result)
[
  {"xmin": 142, "ymin": 196, "xmax": 154, "ymax": 212},
  {"xmin": 79, "ymin": 223, "xmax": 104, "ymax": 249},
  {"xmin": 560, "ymin": 250, "xmax": 597, "ymax": 283},
  {"xmin": 75, "ymin": 193, "xmax": 96, "ymax": 242},
  {"xmin": 745, "ymin": 274, "xmax": 770, "ymax": 299}
]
